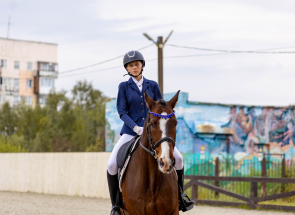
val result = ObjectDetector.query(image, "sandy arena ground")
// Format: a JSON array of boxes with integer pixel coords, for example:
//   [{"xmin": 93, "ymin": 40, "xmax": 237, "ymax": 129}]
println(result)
[{"xmin": 0, "ymin": 191, "xmax": 293, "ymax": 215}]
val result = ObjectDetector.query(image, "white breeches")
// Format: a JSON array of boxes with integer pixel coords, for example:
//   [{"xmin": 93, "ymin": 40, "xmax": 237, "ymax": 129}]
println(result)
[{"xmin": 107, "ymin": 134, "xmax": 184, "ymax": 175}]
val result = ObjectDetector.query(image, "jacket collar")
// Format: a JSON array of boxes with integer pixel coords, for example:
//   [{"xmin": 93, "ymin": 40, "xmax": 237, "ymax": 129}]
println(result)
[
  {"xmin": 128, "ymin": 76, "xmax": 149, "ymax": 94},
  {"xmin": 128, "ymin": 77, "xmax": 140, "ymax": 94},
  {"xmin": 142, "ymin": 77, "xmax": 149, "ymax": 92}
]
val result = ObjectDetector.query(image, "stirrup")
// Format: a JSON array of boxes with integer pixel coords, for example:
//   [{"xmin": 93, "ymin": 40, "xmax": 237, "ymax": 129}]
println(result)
[
  {"xmin": 179, "ymin": 194, "xmax": 194, "ymax": 212},
  {"xmin": 111, "ymin": 206, "xmax": 125, "ymax": 215},
  {"xmin": 178, "ymin": 185, "xmax": 195, "ymax": 212}
]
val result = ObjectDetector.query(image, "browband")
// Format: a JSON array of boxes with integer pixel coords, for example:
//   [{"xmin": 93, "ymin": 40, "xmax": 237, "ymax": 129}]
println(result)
[{"xmin": 149, "ymin": 111, "xmax": 175, "ymax": 119}]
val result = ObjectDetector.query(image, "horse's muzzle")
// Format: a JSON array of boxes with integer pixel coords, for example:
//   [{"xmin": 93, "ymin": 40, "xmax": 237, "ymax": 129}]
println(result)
[{"xmin": 158, "ymin": 157, "xmax": 175, "ymax": 173}]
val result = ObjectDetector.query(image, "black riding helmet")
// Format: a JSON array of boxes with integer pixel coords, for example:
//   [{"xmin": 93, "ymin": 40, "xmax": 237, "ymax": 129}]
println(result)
[{"xmin": 123, "ymin": 50, "xmax": 145, "ymax": 77}]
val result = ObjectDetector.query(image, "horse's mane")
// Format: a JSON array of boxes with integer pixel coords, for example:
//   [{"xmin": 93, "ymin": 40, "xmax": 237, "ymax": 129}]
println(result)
[{"xmin": 158, "ymin": 99, "xmax": 166, "ymax": 107}]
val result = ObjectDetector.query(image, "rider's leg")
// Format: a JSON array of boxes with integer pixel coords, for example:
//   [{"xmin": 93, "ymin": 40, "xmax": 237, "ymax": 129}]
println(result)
[
  {"xmin": 173, "ymin": 147, "xmax": 195, "ymax": 212},
  {"xmin": 107, "ymin": 134, "xmax": 135, "ymax": 215},
  {"xmin": 107, "ymin": 134, "xmax": 135, "ymax": 175},
  {"xmin": 173, "ymin": 147, "xmax": 183, "ymax": 170}
]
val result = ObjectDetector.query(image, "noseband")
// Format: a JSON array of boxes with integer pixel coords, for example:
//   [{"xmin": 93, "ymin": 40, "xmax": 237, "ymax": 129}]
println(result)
[{"xmin": 140, "ymin": 111, "xmax": 176, "ymax": 159}]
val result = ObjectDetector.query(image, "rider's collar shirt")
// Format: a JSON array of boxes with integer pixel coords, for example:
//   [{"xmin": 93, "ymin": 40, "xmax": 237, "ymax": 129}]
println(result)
[{"xmin": 132, "ymin": 76, "xmax": 144, "ymax": 92}]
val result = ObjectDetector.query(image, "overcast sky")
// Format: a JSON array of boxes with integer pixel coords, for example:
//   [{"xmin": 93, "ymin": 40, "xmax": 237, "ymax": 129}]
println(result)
[{"xmin": 1, "ymin": 0, "xmax": 295, "ymax": 106}]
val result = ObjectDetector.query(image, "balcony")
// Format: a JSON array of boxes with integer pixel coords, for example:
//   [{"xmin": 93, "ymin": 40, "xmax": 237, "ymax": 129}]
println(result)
[
  {"xmin": 38, "ymin": 62, "xmax": 58, "ymax": 78},
  {"xmin": 39, "ymin": 70, "xmax": 58, "ymax": 78}
]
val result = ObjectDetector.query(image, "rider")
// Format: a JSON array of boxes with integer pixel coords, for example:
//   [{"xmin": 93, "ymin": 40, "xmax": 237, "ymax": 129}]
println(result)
[{"xmin": 106, "ymin": 50, "xmax": 195, "ymax": 215}]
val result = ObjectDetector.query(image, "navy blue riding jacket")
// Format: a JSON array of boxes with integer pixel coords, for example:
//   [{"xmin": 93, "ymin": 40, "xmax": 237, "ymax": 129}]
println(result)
[{"xmin": 117, "ymin": 77, "xmax": 162, "ymax": 136}]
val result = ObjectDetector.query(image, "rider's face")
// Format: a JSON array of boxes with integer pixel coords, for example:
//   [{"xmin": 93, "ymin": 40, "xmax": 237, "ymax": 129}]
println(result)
[{"xmin": 126, "ymin": 61, "xmax": 143, "ymax": 76}]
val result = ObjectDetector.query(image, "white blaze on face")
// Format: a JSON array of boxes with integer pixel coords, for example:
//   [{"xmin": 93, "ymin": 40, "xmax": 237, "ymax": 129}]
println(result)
[{"xmin": 159, "ymin": 112, "xmax": 170, "ymax": 166}]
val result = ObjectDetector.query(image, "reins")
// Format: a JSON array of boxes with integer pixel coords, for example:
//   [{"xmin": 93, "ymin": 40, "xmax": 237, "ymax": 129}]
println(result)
[{"xmin": 140, "ymin": 111, "xmax": 176, "ymax": 159}]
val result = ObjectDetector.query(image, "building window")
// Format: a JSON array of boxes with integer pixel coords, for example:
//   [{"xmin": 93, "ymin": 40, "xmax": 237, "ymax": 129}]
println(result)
[
  {"xmin": 54, "ymin": 64, "xmax": 58, "ymax": 72},
  {"xmin": 13, "ymin": 96, "xmax": 19, "ymax": 105},
  {"xmin": 27, "ymin": 62, "xmax": 32, "ymax": 71},
  {"xmin": 14, "ymin": 78, "xmax": 19, "ymax": 87},
  {"xmin": 25, "ymin": 96, "xmax": 32, "ymax": 105},
  {"xmin": 2, "ymin": 78, "xmax": 6, "ymax": 85},
  {"xmin": 40, "ymin": 62, "xmax": 58, "ymax": 71},
  {"xmin": 40, "ymin": 78, "xmax": 53, "ymax": 87},
  {"xmin": 0, "ymin": 94, "xmax": 6, "ymax": 104},
  {"xmin": 1, "ymin": 60, "xmax": 6, "ymax": 68},
  {"xmin": 27, "ymin": 79, "xmax": 32, "ymax": 88},
  {"xmin": 14, "ymin": 61, "xmax": 20, "ymax": 69},
  {"xmin": 39, "ymin": 97, "xmax": 47, "ymax": 105}
]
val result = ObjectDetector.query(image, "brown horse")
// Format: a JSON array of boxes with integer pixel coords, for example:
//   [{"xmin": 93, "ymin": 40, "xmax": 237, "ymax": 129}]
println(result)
[{"xmin": 121, "ymin": 91, "xmax": 180, "ymax": 215}]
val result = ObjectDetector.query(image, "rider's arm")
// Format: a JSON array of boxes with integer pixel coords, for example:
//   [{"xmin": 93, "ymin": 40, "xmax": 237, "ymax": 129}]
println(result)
[{"xmin": 117, "ymin": 83, "xmax": 137, "ymax": 130}]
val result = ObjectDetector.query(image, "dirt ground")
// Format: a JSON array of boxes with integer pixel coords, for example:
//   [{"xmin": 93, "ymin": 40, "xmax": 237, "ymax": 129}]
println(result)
[{"xmin": 0, "ymin": 191, "xmax": 293, "ymax": 215}]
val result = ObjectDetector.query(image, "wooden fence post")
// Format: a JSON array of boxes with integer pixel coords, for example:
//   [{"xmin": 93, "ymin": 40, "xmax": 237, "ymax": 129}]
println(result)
[
  {"xmin": 261, "ymin": 154, "xmax": 266, "ymax": 197},
  {"xmin": 215, "ymin": 157, "xmax": 219, "ymax": 198},
  {"xmin": 282, "ymin": 155, "xmax": 286, "ymax": 192},
  {"xmin": 192, "ymin": 181, "xmax": 198, "ymax": 202},
  {"xmin": 250, "ymin": 179, "xmax": 258, "ymax": 209}
]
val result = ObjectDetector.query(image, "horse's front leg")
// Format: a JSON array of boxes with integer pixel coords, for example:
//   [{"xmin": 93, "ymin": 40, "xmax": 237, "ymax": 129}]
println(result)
[{"xmin": 171, "ymin": 209, "xmax": 179, "ymax": 215}]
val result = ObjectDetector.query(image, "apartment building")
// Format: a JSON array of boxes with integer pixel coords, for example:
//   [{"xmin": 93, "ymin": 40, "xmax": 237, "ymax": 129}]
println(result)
[{"xmin": 0, "ymin": 37, "xmax": 58, "ymax": 107}]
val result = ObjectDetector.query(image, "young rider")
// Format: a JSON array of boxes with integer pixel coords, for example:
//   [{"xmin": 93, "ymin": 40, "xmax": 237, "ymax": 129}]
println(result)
[{"xmin": 106, "ymin": 50, "xmax": 195, "ymax": 215}]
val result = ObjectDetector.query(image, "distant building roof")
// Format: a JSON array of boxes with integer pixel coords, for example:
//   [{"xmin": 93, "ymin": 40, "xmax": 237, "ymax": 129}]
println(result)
[{"xmin": 0, "ymin": 37, "xmax": 57, "ymax": 46}]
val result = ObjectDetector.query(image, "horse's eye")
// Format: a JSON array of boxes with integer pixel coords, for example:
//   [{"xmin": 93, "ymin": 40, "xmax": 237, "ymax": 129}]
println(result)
[
  {"xmin": 150, "ymin": 122, "xmax": 155, "ymax": 128},
  {"xmin": 175, "ymin": 122, "xmax": 178, "ymax": 127}
]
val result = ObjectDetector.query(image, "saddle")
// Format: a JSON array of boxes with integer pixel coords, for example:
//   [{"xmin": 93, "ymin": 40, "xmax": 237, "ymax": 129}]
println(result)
[{"xmin": 117, "ymin": 135, "xmax": 141, "ymax": 191}]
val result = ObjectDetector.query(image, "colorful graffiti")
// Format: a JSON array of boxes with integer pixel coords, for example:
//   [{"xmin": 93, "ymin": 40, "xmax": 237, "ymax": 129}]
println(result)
[{"xmin": 105, "ymin": 92, "xmax": 295, "ymax": 175}]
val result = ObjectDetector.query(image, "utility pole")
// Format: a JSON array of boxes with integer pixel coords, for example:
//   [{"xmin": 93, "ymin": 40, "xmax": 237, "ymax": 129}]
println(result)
[
  {"xmin": 143, "ymin": 30, "xmax": 173, "ymax": 95},
  {"xmin": 7, "ymin": 15, "xmax": 11, "ymax": 39},
  {"xmin": 157, "ymin": 36, "xmax": 163, "ymax": 95}
]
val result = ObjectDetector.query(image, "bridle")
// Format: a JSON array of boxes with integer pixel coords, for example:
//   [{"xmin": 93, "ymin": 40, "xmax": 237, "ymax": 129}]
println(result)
[{"xmin": 140, "ymin": 111, "xmax": 176, "ymax": 159}]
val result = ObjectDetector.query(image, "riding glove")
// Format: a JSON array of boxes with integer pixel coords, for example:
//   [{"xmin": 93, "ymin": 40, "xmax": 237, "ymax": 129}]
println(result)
[{"xmin": 133, "ymin": 126, "xmax": 143, "ymax": 135}]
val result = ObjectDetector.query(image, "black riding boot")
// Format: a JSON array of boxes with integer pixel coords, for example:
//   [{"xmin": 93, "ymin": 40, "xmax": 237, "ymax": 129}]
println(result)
[
  {"xmin": 107, "ymin": 171, "xmax": 121, "ymax": 215},
  {"xmin": 176, "ymin": 168, "xmax": 195, "ymax": 212}
]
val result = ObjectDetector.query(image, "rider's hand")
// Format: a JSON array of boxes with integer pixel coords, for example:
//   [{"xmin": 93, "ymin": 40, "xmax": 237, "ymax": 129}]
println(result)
[{"xmin": 133, "ymin": 126, "xmax": 143, "ymax": 136}]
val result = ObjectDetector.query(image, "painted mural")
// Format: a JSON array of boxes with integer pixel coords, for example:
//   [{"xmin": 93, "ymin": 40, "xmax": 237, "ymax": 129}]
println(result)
[{"xmin": 105, "ymin": 92, "xmax": 295, "ymax": 176}]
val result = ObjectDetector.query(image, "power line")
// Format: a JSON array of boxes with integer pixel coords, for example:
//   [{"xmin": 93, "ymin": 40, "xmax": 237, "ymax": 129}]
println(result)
[
  {"xmin": 56, "ymin": 45, "xmax": 295, "ymax": 78},
  {"xmin": 166, "ymin": 44, "xmax": 295, "ymax": 54},
  {"xmin": 12, "ymin": 44, "xmax": 295, "ymax": 80},
  {"xmin": 58, "ymin": 66, "xmax": 121, "ymax": 78},
  {"xmin": 58, "ymin": 44, "xmax": 153, "ymax": 75}
]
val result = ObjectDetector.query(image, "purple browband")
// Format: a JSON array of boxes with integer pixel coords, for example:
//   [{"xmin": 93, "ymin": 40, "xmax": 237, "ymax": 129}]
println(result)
[{"xmin": 149, "ymin": 111, "xmax": 175, "ymax": 119}]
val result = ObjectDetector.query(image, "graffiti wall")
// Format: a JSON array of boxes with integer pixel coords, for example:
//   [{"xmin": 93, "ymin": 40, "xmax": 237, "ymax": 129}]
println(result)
[{"xmin": 105, "ymin": 92, "xmax": 295, "ymax": 175}]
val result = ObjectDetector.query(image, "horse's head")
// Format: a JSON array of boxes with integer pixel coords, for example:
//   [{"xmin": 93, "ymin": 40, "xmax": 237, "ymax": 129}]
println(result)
[{"xmin": 144, "ymin": 90, "xmax": 180, "ymax": 174}]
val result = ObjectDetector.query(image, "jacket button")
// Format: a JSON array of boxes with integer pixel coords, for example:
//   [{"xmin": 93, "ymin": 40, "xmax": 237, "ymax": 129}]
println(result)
[
  {"xmin": 141, "ymin": 103, "xmax": 143, "ymax": 105},
  {"xmin": 141, "ymin": 96, "xmax": 142, "ymax": 98},
  {"xmin": 142, "ymin": 110, "xmax": 144, "ymax": 112},
  {"xmin": 142, "ymin": 118, "xmax": 145, "ymax": 120}
]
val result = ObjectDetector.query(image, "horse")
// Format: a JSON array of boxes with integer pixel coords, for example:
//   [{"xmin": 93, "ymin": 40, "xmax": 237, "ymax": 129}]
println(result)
[{"xmin": 121, "ymin": 90, "xmax": 180, "ymax": 215}]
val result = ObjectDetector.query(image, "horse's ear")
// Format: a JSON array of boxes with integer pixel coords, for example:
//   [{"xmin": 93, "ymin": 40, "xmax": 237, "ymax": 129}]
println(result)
[
  {"xmin": 144, "ymin": 90, "xmax": 155, "ymax": 109},
  {"xmin": 168, "ymin": 90, "xmax": 180, "ymax": 109}
]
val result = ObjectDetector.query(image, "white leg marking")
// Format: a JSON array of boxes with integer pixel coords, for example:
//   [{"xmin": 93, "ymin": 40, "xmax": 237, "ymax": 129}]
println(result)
[{"xmin": 159, "ymin": 112, "xmax": 170, "ymax": 163}]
